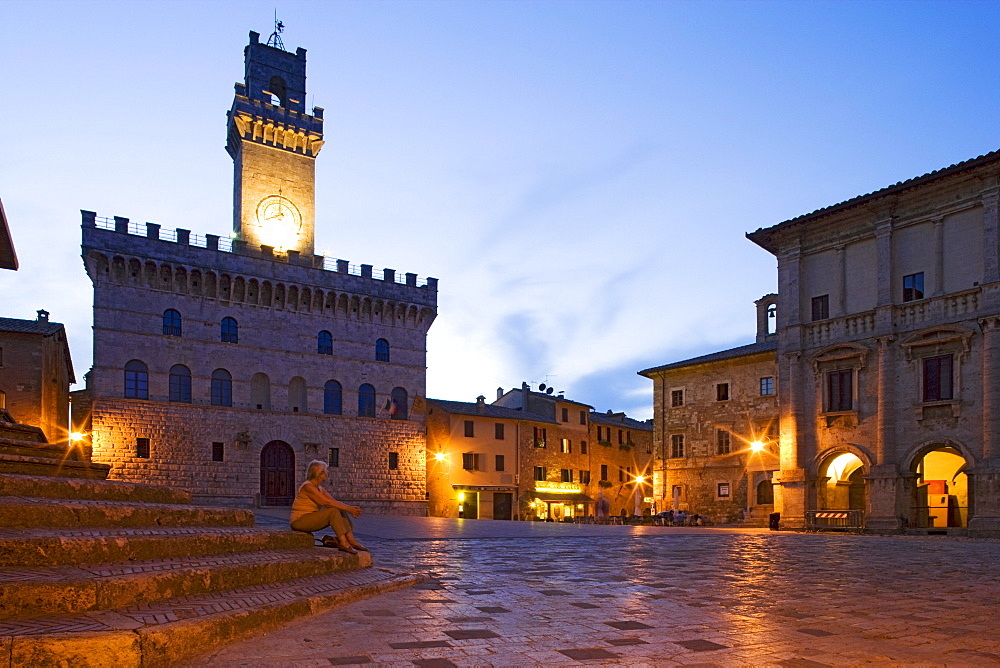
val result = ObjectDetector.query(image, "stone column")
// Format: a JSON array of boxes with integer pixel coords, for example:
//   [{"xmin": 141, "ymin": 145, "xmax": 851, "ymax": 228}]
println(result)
[
  {"xmin": 982, "ymin": 188, "xmax": 1000, "ymax": 285},
  {"xmin": 875, "ymin": 220, "xmax": 894, "ymax": 307},
  {"xmin": 836, "ymin": 246, "xmax": 846, "ymax": 317},
  {"xmin": 867, "ymin": 334, "xmax": 903, "ymax": 531},
  {"xmin": 932, "ymin": 217, "xmax": 945, "ymax": 297},
  {"xmin": 775, "ymin": 351, "xmax": 808, "ymax": 528},
  {"xmin": 968, "ymin": 317, "xmax": 1000, "ymax": 536}
]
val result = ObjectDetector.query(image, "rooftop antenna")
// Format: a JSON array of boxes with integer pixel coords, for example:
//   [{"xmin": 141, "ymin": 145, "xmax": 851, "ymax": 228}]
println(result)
[{"xmin": 267, "ymin": 12, "xmax": 286, "ymax": 51}]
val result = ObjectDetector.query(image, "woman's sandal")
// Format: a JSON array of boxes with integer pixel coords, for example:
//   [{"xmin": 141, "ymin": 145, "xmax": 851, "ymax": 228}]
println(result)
[{"xmin": 321, "ymin": 536, "xmax": 357, "ymax": 554}]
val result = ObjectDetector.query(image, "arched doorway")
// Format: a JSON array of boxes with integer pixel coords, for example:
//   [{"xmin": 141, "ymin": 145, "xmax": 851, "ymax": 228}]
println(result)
[
  {"xmin": 756, "ymin": 479, "xmax": 774, "ymax": 505},
  {"xmin": 260, "ymin": 440, "xmax": 295, "ymax": 506},
  {"xmin": 818, "ymin": 452, "xmax": 866, "ymax": 511},
  {"xmin": 914, "ymin": 446, "xmax": 968, "ymax": 528}
]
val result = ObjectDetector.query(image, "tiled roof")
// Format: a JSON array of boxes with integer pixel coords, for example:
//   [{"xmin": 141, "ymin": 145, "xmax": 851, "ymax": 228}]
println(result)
[
  {"xmin": 427, "ymin": 399, "xmax": 558, "ymax": 424},
  {"xmin": 589, "ymin": 412, "xmax": 652, "ymax": 431},
  {"xmin": 638, "ymin": 338, "xmax": 778, "ymax": 376},
  {"xmin": 747, "ymin": 149, "xmax": 1000, "ymax": 251},
  {"xmin": 0, "ymin": 317, "xmax": 65, "ymax": 336}
]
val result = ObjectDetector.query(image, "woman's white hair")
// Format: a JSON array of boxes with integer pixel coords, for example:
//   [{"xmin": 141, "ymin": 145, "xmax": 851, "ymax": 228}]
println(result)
[{"xmin": 306, "ymin": 459, "xmax": 328, "ymax": 480}]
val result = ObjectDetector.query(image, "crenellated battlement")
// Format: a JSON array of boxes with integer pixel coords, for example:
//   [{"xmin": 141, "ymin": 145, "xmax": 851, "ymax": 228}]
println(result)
[{"xmin": 80, "ymin": 210, "xmax": 438, "ymax": 299}]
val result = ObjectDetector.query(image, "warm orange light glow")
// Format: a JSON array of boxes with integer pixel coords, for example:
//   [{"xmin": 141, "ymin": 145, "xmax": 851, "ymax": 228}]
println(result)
[
  {"xmin": 634, "ymin": 475, "xmax": 645, "ymax": 484},
  {"xmin": 433, "ymin": 452, "xmax": 446, "ymax": 461},
  {"xmin": 750, "ymin": 441, "xmax": 765, "ymax": 452},
  {"xmin": 70, "ymin": 432, "xmax": 85, "ymax": 443}
]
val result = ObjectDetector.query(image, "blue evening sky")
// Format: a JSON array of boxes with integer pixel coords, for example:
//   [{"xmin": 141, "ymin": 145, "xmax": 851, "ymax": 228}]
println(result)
[{"xmin": 2, "ymin": 0, "xmax": 998, "ymax": 419}]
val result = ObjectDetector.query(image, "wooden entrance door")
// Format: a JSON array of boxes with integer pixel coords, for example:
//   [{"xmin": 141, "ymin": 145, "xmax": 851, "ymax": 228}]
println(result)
[
  {"xmin": 260, "ymin": 440, "xmax": 295, "ymax": 506},
  {"xmin": 493, "ymin": 492, "xmax": 512, "ymax": 520}
]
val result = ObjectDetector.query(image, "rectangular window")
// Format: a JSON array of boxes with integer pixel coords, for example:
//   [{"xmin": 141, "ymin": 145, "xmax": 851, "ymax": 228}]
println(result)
[
  {"xmin": 903, "ymin": 272, "xmax": 925, "ymax": 302},
  {"xmin": 495, "ymin": 454, "xmax": 505, "ymax": 471},
  {"xmin": 923, "ymin": 354, "xmax": 954, "ymax": 402},
  {"xmin": 561, "ymin": 469, "xmax": 573, "ymax": 483},
  {"xmin": 534, "ymin": 427, "xmax": 547, "ymax": 448},
  {"xmin": 534, "ymin": 466, "xmax": 546, "ymax": 481},
  {"xmin": 670, "ymin": 434, "xmax": 685, "ymax": 458},
  {"xmin": 464, "ymin": 420, "xmax": 474, "ymax": 437},
  {"xmin": 462, "ymin": 452, "xmax": 480, "ymax": 470},
  {"xmin": 580, "ymin": 470, "xmax": 591, "ymax": 484},
  {"xmin": 580, "ymin": 410, "xmax": 586, "ymax": 425},
  {"xmin": 827, "ymin": 369, "xmax": 853, "ymax": 412},
  {"xmin": 717, "ymin": 482, "xmax": 731, "ymax": 498},
  {"xmin": 760, "ymin": 377, "xmax": 774, "ymax": 395},
  {"xmin": 716, "ymin": 383, "xmax": 730, "ymax": 401},
  {"xmin": 560, "ymin": 438, "xmax": 571, "ymax": 453},
  {"xmin": 494, "ymin": 423, "xmax": 504, "ymax": 440},
  {"xmin": 716, "ymin": 429, "xmax": 731, "ymax": 455},
  {"xmin": 618, "ymin": 467, "xmax": 624, "ymax": 482},
  {"xmin": 388, "ymin": 452, "xmax": 399, "ymax": 470},
  {"xmin": 580, "ymin": 440, "xmax": 588, "ymax": 454},
  {"xmin": 211, "ymin": 441, "xmax": 224, "ymax": 462},
  {"xmin": 671, "ymin": 389, "xmax": 684, "ymax": 407},
  {"xmin": 600, "ymin": 464, "xmax": 608, "ymax": 481},
  {"xmin": 618, "ymin": 429, "xmax": 624, "ymax": 445},
  {"xmin": 811, "ymin": 295, "xmax": 830, "ymax": 321},
  {"xmin": 329, "ymin": 448, "xmax": 340, "ymax": 468},
  {"xmin": 136, "ymin": 437, "xmax": 150, "ymax": 459},
  {"xmin": 561, "ymin": 407, "xmax": 569, "ymax": 422}
]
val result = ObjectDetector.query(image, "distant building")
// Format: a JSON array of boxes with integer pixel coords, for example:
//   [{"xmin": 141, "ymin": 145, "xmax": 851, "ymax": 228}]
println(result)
[
  {"xmin": 0, "ymin": 311, "xmax": 75, "ymax": 444},
  {"xmin": 426, "ymin": 384, "xmax": 653, "ymax": 520},
  {"xmin": 747, "ymin": 150, "xmax": 1000, "ymax": 535},
  {"xmin": 640, "ymin": 296, "xmax": 779, "ymax": 524},
  {"xmin": 74, "ymin": 31, "xmax": 437, "ymax": 511}
]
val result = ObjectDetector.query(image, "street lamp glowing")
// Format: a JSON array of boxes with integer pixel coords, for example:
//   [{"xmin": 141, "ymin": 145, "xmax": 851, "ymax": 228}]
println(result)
[
  {"xmin": 69, "ymin": 432, "xmax": 85, "ymax": 443},
  {"xmin": 635, "ymin": 475, "xmax": 645, "ymax": 484},
  {"xmin": 433, "ymin": 452, "xmax": 445, "ymax": 461},
  {"xmin": 750, "ymin": 440, "xmax": 765, "ymax": 452}
]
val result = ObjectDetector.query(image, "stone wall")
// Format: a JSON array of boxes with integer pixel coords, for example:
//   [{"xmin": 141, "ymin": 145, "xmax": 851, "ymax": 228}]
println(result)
[{"xmin": 87, "ymin": 396, "xmax": 426, "ymax": 512}]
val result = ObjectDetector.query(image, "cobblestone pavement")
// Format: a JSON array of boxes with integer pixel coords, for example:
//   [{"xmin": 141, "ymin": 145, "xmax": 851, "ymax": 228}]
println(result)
[{"xmin": 195, "ymin": 513, "xmax": 1000, "ymax": 666}]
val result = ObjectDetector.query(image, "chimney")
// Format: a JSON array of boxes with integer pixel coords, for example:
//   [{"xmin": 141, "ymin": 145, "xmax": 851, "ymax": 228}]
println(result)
[
  {"xmin": 36, "ymin": 309, "xmax": 49, "ymax": 322},
  {"xmin": 496, "ymin": 387, "xmax": 504, "ymax": 400},
  {"xmin": 476, "ymin": 395, "xmax": 486, "ymax": 414}
]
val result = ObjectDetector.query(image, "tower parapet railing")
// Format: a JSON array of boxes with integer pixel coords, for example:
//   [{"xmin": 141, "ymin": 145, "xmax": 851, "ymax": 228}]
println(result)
[{"xmin": 84, "ymin": 212, "xmax": 435, "ymax": 290}]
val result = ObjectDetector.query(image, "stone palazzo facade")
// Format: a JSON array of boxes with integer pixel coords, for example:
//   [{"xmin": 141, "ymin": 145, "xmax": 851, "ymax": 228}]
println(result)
[
  {"xmin": 748, "ymin": 150, "xmax": 1000, "ymax": 535},
  {"xmin": 73, "ymin": 32, "xmax": 437, "ymax": 512}
]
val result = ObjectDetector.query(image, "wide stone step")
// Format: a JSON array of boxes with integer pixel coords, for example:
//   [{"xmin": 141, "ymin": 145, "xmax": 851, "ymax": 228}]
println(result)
[
  {"xmin": 0, "ymin": 546, "xmax": 369, "ymax": 619},
  {"xmin": 0, "ymin": 452, "xmax": 111, "ymax": 479},
  {"xmin": 1, "ymin": 567, "xmax": 423, "ymax": 667},
  {"xmin": 0, "ymin": 438, "xmax": 82, "ymax": 461},
  {"xmin": 0, "ymin": 527, "xmax": 312, "ymax": 567},
  {"xmin": 0, "ymin": 497, "xmax": 253, "ymax": 530},
  {"xmin": 0, "ymin": 473, "xmax": 189, "ymax": 505}
]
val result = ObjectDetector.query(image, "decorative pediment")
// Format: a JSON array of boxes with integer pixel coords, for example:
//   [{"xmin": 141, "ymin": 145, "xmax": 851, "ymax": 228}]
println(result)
[
  {"xmin": 900, "ymin": 324, "xmax": 974, "ymax": 361},
  {"xmin": 810, "ymin": 342, "xmax": 869, "ymax": 373}
]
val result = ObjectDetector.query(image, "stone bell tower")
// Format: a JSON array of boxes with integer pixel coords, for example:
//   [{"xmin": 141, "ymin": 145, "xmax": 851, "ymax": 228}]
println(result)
[{"xmin": 226, "ymin": 30, "xmax": 324, "ymax": 257}]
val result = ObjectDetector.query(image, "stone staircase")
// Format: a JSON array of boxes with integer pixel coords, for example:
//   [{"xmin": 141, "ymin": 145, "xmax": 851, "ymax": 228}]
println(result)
[
  {"xmin": 0, "ymin": 473, "xmax": 422, "ymax": 666},
  {"xmin": 0, "ymin": 421, "xmax": 111, "ymax": 480}
]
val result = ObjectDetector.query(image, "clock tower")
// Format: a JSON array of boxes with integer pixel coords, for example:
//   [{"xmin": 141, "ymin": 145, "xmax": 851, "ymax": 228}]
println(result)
[{"xmin": 226, "ymin": 30, "xmax": 324, "ymax": 256}]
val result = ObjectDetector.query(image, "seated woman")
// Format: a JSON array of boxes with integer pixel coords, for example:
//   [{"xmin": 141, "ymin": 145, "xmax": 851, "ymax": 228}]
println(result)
[{"xmin": 290, "ymin": 460, "xmax": 367, "ymax": 553}]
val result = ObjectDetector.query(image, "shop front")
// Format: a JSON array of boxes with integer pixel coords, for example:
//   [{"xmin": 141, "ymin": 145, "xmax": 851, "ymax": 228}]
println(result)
[
  {"xmin": 453, "ymin": 485, "xmax": 517, "ymax": 520},
  {"xmin": 529, "ymin": 482, "xmax": 594, "ymax": 521}
]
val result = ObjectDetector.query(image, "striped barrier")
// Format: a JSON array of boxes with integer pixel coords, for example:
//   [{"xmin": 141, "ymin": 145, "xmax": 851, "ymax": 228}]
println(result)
[{"xmin": 805, "ymin": 509, "xmax": 864, "ymax": 531}]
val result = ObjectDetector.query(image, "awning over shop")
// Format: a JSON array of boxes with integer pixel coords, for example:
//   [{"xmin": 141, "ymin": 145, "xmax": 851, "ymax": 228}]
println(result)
[
  {"xmin": 452, "ymin": 485, "xmax": 517, "ymax": 492},
  {"xmin": 530, "ymin": 491, "xmax": 595, "ymax": 504}
]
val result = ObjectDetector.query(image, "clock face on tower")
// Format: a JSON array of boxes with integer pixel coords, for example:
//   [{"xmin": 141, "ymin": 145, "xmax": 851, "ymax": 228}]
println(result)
[{"xmin": 255, "ymin": 195, "xmax": 302, "ymax": 250}]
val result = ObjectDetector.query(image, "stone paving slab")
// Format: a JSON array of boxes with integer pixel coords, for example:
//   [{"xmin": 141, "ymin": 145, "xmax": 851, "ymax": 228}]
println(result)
[
  {"xmin": 0, "ymin": 526, "xmax": 313, "ymax": 567},
  {"xmin": 2, "ymin": 567, "xmax": 422, "ymax": 667},
  {"xmin": 196, "ymin": 514, "xmax": 1000, "ymax": 666},
  {"xmin": 0, "ymin": 546, "xmax": 368, "ymax": 618}
]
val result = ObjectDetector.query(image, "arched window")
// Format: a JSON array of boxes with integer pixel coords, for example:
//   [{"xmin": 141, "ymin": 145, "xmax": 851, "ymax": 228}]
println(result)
[
  {"xmin": 390, "ymin": 387, "xmax": 408, "ymax": 420},
  {"xmin": 289, "ymin": 376, "xmax": 308, "ymax": 413},
  {"xmin": 268, "ymin": 75, "xmax": 287, "ymax": 107},
  {"xmin": 124, "ymin": 360, "xmax": 148, "ymax": 399},
  {"xmin": 375, "ymin": 338, "xmax": 390, "ymax": 362},
  {"xmin": 317, "ymin": 330, "xmax": 333, "ymax": 355},
  {"xmin": 358, "ymin": 384, "xmax": 376, "ymax": 417},
  {"xmin": 163, "ymin": 309, "xmax": 182, "ymax": 336},
  {"xmin": 221, "ymin": 317, "xmax": 238, "ymax": 343},
  {"xmin": 211, "ymin": 368, "xmax": 233, "ymax": 406},
  {"xmin": 324, "ymin": 380, "xmax": 342, "ymax": 415},
  {"xmin": 168, "ymin": 364, "xmax": 191, "ymax": 403},
  {"xmin": 250, "ymin": 372, "xmax": 271, "ymax": 410}
]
